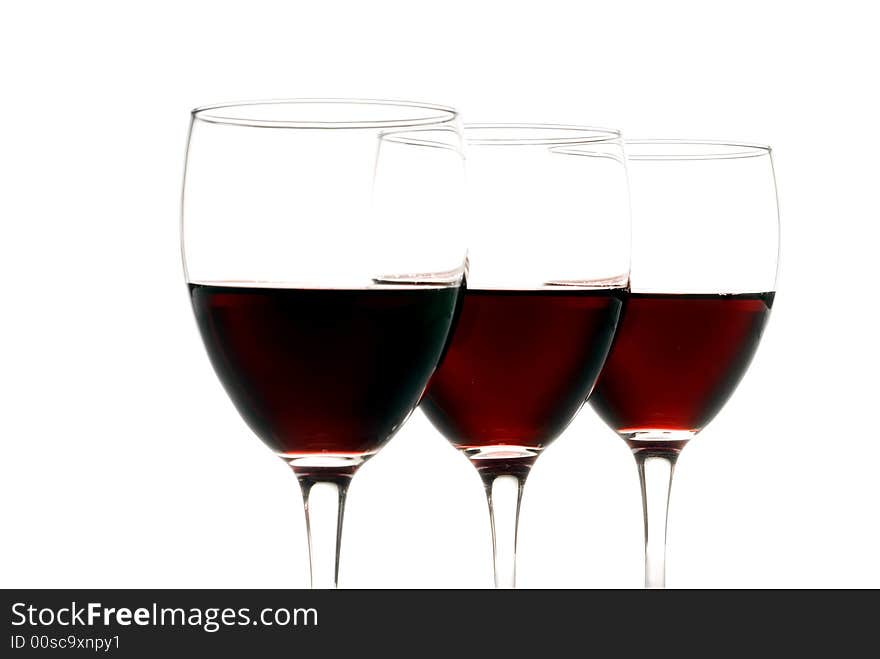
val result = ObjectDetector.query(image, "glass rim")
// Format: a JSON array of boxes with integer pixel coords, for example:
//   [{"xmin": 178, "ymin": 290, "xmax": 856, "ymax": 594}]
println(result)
[
  {"xmin": 623, "ymin": 139, "xmax": 771, "ymax": 161},
  {"xmin": 378, "ymin": 126, "xmax": 462, "ymax": 152},
  {"xmin": 190, "ymin": 98, "xmax": 459, "ymax": 129},
  {"xmin": 379, "ymin": 123, "xmax": 622, "ymax": 149},
  {"xmin": 463, "ymin": 123, "xmax": 621, "ymax": 146}
]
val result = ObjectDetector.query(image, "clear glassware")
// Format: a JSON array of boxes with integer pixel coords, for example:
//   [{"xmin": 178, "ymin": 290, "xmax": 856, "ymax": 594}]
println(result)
[
  {"xmin": 181, "ymin": 99, "xmax": 466, "ymax": 588},
  {"xmin": 382, "ymin": 124, "xmax": 631, "ymax": 587},
  {"xmin": 580, "ymin": 140, "xmax": 780, "ymax": 588}
]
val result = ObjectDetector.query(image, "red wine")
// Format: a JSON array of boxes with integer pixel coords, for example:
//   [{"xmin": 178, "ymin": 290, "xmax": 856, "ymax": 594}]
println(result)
[
  {"xmin": 589, "ymin": 292, "xmax": 774, "ymax": 448},
  {"xmin": 421, "ymin": 288, "xmax": 625, "ymax": 467},
  {"xmin": 189, "ymin": 283, "xmax": 460, "ymax": 468}
]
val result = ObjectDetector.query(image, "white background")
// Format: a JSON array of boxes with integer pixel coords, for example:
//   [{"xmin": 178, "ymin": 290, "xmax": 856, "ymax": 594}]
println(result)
[{"xmin": 1, "ymin": 0, "xmax": 878, "ymax": 588}]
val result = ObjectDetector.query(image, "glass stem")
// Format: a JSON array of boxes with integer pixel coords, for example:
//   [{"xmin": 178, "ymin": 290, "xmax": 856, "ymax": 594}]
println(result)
[
  {"xmin": 635, "ymin": 450, "xmax": 679, "ymax": 589},
  {"xmin": 296, "ymin": 475, "xmax": 350, "ymax": 589},
  {"xmin": 481, "ymin": 473, "xmax": 526, "ymax": 589}
]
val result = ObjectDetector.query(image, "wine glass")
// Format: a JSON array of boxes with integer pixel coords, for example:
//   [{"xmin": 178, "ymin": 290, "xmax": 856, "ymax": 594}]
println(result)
[
  {"xmin": 181, "ymin": 99, "xmax": 466, "ymax": 588},
  {"xmin": 582, "ymin": 140, "xmax": 780, "ymax": 588},
  {"xmin": 382, "ymin": 124, "xmax": 631, "ymax": 587}
]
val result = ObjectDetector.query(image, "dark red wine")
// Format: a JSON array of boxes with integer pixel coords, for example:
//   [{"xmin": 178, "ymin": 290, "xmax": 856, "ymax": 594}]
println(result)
[
  {"xmin": 589, "ymin": 292, "xmax": 774, "ymax": 447},
  {"xmin": 189, "ymin": 283, "xmax": 460, "ymax": 464},
  {"xmin": 421, "ymin": 288, "xmax": 625, "ymax": 464}
]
